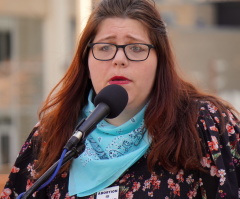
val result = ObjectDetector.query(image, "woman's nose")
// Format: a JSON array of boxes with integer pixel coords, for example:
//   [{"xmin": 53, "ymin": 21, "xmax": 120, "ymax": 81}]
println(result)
[{"xmin": 112, "ymin": 48, "xmax": 128, "ymax": 67}]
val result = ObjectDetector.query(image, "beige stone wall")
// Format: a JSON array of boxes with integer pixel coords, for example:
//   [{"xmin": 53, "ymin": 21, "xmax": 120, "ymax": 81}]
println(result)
[
  {"xmin": 0, "ymin": 62, "xmax": 11, "ymax": 110},
  {"xmin": 158, "ymin": 4, "xmax": 216, "ymax": 27},
  {"xmin": 0, "ymin": 0, "xmax": 46, "ymax": 17},
  {"xmin": 0, "ymin": 0, "xmax": 76, "ymax": 18},
  {"xmin": 170, "ymin": 28, "xmax": 240, "ymax": 92}
]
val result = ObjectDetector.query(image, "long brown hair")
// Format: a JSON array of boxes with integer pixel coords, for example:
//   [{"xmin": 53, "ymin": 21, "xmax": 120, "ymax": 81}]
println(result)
[{"xmin": 36, "ymin": 0, "xmax": 234, "ymax": 176}]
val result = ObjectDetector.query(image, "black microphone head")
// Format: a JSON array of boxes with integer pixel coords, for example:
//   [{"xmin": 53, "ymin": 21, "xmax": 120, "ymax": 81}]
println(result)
[{"xmin": 94, "ymin": 85, "xmax": 128, "ymax": 119}]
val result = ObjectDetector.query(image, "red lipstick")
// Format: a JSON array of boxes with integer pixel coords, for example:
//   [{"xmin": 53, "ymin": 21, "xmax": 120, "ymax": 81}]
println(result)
[{"xmin": 109, "ymin": 76, "xmax": 131, "ymax": 85}]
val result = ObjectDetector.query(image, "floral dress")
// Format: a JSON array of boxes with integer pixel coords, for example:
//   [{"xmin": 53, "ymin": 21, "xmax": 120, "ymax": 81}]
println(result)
[{"xmin": 1, "ymin": 101, "xmax": 240, "ymax": 199}]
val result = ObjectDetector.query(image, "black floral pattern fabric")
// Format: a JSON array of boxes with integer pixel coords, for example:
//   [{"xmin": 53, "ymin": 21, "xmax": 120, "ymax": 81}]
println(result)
[{"xmin": 1, "ymin": 101, "xmax": 240, "ymax": 199}]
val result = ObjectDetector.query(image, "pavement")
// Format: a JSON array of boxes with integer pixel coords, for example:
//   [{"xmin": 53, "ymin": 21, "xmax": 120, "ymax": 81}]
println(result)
[
  {"xmin": 0, "ymin": 164, "xmax": 11, "ymax": 191},
  {"xmin": 0, "ymin": 174, "xmax": 9, "ymax": 192}
]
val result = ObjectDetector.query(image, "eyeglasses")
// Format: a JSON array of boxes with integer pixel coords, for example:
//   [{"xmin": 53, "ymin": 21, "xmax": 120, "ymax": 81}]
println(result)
[{"xmin": 88, "ymin": 43, "xmax": 155, "ymax": 61}]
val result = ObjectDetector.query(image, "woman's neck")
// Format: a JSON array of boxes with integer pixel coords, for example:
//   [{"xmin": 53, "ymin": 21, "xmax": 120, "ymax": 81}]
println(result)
[{"xmin": 105, "ymin": 105, "xmax": 143, "ymax": 126}]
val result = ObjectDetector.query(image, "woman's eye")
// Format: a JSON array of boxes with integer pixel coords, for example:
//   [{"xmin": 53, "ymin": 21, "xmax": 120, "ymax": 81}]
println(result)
[
  {"xmin": 98, "ymin": 45, "xmax": 112, "ymax": 51},
  {"xmin": 130, "ymin": 45, "xmax": 145, "ymax": 52},
  {"xmin": 102, "ymin": 46, "xmax": 110, "ymax": 51}
]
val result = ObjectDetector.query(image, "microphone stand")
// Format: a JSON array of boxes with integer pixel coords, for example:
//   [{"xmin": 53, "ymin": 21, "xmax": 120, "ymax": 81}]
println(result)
[
  {"xmin": 21, "ymin": 129, "xmax": 87, "ymax": 199},
  {"xmin": 21, "ymin": 84, "xmax": 128, "ymax": 198}
]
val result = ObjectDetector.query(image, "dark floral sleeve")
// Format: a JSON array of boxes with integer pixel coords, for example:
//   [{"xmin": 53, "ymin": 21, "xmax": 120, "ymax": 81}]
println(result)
[
  {"xmin": 0, "ymin": 123, "xmax": 48, "ymax": 199},
  {"xmin": 197, "ymin": 101, "xmax": 240, "ymax": 199}
]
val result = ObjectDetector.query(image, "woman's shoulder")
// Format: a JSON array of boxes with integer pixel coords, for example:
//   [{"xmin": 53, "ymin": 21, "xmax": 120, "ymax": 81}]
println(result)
[
  {"xmin": 195, "ymin": 99, "xmax": 238, "ymax": 122},
  {"xmin": 18, "ymin": 122, "xmax": 41, "ymax": 157},
  {"xmin": 194, "ymin": 100, "xmax": 240, "ymax": 198},
  {"xmin": 1, "ymin": 122, "xmax": 44, "ymax": 198},
  {"xmin": 195, "ymin": 99, "xmax": 239, "ymax": 132}
]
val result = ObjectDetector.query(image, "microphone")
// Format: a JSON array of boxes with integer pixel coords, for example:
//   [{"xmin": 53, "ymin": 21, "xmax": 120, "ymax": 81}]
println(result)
[{"xmin": 64, "ymin": 84, "xmax": 128, "ymax": 150}]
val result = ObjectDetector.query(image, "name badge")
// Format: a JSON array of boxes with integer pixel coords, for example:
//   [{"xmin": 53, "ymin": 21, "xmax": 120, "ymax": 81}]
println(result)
[{"xmin": 96, "ymin": 186, "xmax": 119, "ymax": 199}]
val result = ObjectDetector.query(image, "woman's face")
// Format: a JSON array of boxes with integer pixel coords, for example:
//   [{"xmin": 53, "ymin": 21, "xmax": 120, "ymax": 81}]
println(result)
[{"xmin": 88, "ymin": 17, "xmax": 158, "ymax": 116}]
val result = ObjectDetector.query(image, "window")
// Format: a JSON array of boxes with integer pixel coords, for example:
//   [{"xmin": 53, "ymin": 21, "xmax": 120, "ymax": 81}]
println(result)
[
  {"xmin": 0, "ymin": 31, "xmax": 11, "ymax": 61},
  {"xmin": 215, "ymin": 2, "xmax": 240, "ymax": 27},
  {"xmin": 1, "ymin": 135, "xmax": 10, "ymax": 164}
]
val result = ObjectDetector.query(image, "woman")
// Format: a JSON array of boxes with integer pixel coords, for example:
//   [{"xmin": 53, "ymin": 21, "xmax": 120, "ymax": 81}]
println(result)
[{"xmin": 1, "ymin": 0, "xmax": 239, "ymax": 198}]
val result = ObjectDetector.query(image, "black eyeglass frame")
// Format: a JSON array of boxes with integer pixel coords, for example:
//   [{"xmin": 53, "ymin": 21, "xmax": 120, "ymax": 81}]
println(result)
[{"xmin": 88, "ymin": 43, "xmax": 155, "ymax": 61}]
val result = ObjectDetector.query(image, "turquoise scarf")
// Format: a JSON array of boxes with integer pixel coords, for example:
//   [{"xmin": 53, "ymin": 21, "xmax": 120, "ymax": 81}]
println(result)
[{"xmin": 69, "ymin": 90, "xmax": 150, "ymax": 197}]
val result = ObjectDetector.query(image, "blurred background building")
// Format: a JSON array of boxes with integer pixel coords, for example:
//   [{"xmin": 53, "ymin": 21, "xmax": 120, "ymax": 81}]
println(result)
[{"xmin": 0, "ymin": 0, "xmax": 239, "ymax": 179}]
